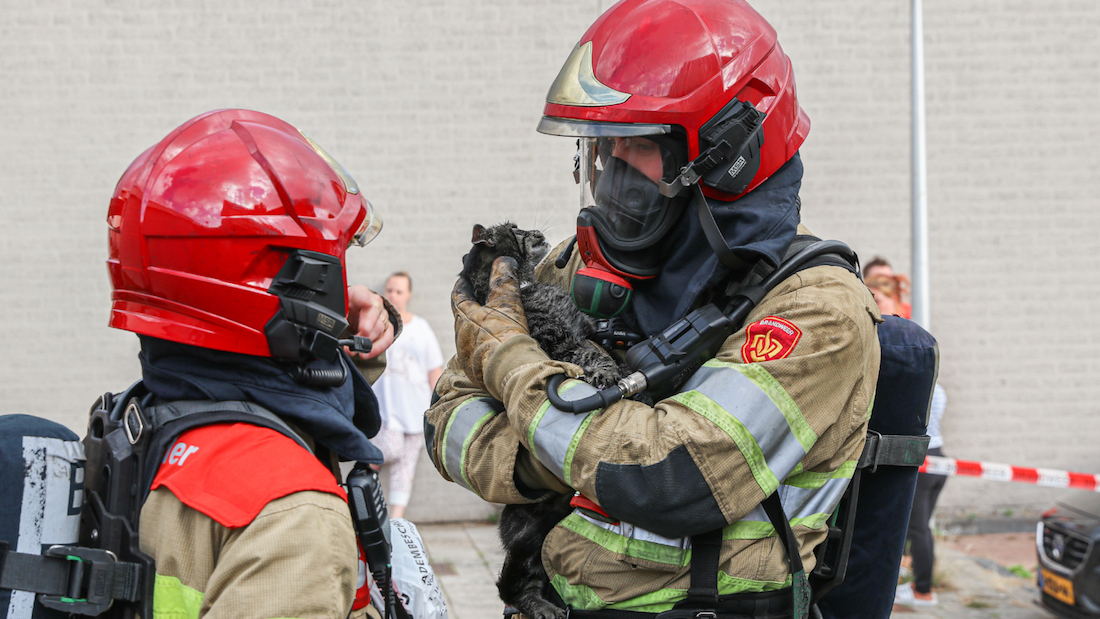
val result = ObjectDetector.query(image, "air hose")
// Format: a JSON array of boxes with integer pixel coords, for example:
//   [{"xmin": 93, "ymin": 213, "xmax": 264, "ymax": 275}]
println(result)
[{"xmin": 546, "ymin": 240, "xmax": 856, "ymax": 414}]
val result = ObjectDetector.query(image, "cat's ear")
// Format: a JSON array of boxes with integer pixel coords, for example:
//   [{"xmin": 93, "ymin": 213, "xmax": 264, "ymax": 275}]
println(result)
[{"xmin": 472, "ymin": 224, "xmax": 494, "ymax": 247}]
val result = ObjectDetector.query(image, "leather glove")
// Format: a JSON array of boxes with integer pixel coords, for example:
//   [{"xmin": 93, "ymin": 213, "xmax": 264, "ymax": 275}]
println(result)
[{"xmin": 452, "ymin": 257, "xmax": 531, "ymax": 396}]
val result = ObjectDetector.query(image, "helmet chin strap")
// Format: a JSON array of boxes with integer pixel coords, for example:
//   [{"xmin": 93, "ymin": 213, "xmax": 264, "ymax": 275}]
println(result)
[{"xmin": 692, "ymin": 183, "xmax": 751, "ymax": 273}]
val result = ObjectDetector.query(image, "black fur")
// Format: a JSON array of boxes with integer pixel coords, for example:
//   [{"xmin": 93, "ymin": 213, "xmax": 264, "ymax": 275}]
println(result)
[
  {"xmin": 462, "ymin": 222, "xmax": 623, "ymax": 389},
  {"xmin": 461, "ymin": 222, "xmax": 623, "ymax": 619}
]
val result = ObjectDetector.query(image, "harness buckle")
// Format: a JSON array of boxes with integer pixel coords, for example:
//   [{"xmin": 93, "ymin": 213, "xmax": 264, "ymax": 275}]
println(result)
[
  {"xmin": 123, "ymin": 400, "xmax": 144, "ymax": 445},
  {"xmin": 38, "ymin": 545, "xmax": 121, "ymax": 616}
]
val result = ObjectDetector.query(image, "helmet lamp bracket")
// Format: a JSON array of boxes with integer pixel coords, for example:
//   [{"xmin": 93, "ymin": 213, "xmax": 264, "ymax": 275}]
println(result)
[
  {"xmin": 658, "ymin": 99, "xmax": 767, "ymax": 198},
  {"xmin": 265, "ymin": 249, "xmax": 350, "ymax": 362}
]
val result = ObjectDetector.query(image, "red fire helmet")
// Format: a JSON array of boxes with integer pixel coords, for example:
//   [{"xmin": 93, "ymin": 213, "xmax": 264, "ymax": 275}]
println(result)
[
  {"xmin": 107, "ymin": 109, "xmax": 381, "ymax": 360},
  {"xmin": 538, "ymin": 0, "xmax": 809, "ymax": 202}
]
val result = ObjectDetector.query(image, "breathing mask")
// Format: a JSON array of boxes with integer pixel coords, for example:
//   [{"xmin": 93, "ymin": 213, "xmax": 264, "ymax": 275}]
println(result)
[{"xmin": 569, "ymin": 133, "xmax": 689, "ymax": 320}]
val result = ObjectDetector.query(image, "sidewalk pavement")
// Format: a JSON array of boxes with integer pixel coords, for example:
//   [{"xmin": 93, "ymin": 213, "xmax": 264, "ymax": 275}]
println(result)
[{"xmin": 416, "ymin": 523, "xmax": 1057, "ymax": 619}]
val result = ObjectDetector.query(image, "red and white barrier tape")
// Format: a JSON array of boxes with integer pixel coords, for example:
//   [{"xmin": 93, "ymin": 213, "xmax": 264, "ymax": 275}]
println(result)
[{"xmin": 921, "ymin": 455, "xmax": 1100, "ymax": 492}]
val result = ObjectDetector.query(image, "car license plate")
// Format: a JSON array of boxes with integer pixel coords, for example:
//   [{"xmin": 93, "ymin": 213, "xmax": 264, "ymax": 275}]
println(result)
[{"xmin": 1042, "ymin": 568, "xmax": 1075, "ymax": 605}]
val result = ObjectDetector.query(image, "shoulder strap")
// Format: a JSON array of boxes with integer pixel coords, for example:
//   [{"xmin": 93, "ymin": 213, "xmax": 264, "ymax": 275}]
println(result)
[
  {"xmin": 137, "ymin": 397, "xmax": 314, "ymax": 503},
  {"xmin": 718, "ymin": 234, "xmax": 859, "ymax": 310}
]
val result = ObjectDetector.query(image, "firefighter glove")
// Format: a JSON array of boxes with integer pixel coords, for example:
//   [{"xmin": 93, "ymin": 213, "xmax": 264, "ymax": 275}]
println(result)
[{"xmin": 452, "ymin": 257, "xmax": 533, "ymax": 398}]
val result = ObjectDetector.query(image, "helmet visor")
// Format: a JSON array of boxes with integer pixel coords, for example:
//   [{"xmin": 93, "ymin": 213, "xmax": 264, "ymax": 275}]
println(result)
[
  {"xmin": 350, "ymin": 198, "xmax": 383, "ymax": 247},
  {"xmin": 578, "ymin": 135, "xmax": 684, "ymax": 250}
]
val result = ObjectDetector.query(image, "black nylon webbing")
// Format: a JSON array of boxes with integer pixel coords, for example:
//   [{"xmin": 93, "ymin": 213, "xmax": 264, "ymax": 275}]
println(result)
[
  {"xmin": 685, "ymin": 528, "xmax": 722, "ymax": 608},
  {"xmin": 0, "ymin": 548, "xmax": 144, "ymax": 602},
  {"xmin": 0, "ymin": 550, "xmax": 69, "ymax": 596}
]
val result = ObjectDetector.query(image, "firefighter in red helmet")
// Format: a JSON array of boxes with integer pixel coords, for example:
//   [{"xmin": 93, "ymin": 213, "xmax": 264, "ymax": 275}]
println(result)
[
  {"xmin": 108, "ymin": 109, "xmax": 396, "ymax": 619},
  {"xmin": 427, "ymin": 1, "xmax": 880, "ymax": 618}
]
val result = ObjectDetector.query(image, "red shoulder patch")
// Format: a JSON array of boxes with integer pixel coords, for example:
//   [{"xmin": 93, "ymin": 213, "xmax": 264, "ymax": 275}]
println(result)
[
  {"xmin": 150, "ymin": 423, "xmax": 346, "ymax": 528},
  {"xmin": 741, "ymin": 316, "xmax": 803, "ymax": 363}
]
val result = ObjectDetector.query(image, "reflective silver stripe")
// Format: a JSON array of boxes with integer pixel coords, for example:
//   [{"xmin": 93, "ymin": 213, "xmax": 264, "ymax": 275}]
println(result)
[
  {"xmin": 779, "ymin": 477, "xmax": 851, "ymax": 522},
  {"xmin": 443, "ymin": 397, "xmax": 503, "ymax": 491},
  {"xmin": 730, "ymin": 478, "xmax": 852, "ymax": 526},
  {"xmin": 530, "ymin": 380, "xmax": 598, "ymax": 482},
  {"xmin": 682, "ymin": 365, "xmax": 807, "ymax": 482},
  {"xmin": 737, "ymin": 504, "xmax": 771, "ymax": 524},
  {"xmin": 576, "ymin": 510, "xmax": 692, "ymax": 549}
]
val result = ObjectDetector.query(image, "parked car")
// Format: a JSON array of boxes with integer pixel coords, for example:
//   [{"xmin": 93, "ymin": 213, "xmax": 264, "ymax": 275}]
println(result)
[{"xmin": 1037, "ymin": 491, "xmax": 1100, "ymax": 618}]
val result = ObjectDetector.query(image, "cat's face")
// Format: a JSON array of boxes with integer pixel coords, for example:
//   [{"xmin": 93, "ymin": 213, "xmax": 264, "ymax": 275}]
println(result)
[
  {"xmin": 471, "ymin": 223, "xmax": 549, "ymax": 270},
  {"xmin": 463, "ymin": 222, "xmax": 549, "ymax": 303}
]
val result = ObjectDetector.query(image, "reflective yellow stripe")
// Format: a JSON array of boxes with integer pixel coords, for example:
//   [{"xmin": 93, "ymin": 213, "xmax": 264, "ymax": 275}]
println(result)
[
  {"xmin": 786, "ymin": 460, "xmax": 856, "ymax": 489},
  {"xmin": 722, "ymin": 520, "xmax": 775, "ymax": 540},
  {"xmin": 562, "ymin": 411, "xmax": 597, "ymax": 487},
  {"xmin": 153, "ymin": 574, "xmax": 204, "ymax": 619},
  {"xmin": 551, "ymin": 570, "xmax": 791, "ymax": 613}
]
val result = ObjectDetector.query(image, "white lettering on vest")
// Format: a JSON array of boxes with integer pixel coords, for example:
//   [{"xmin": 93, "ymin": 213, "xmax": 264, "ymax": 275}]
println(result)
[{"xmin": 165, "ymin": 441, "xmax": 200, "ymax": 466}]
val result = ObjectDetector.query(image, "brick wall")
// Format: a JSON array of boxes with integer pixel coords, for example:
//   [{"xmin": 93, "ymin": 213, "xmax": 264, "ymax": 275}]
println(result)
[{"xmin": 2, "ymin": 0, "xmax": 1097, "ymax": 519}]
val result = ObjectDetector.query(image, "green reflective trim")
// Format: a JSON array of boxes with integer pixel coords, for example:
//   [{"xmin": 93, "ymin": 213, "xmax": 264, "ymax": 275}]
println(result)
[
  {"xmin": 785, "ymin": 460, "xmax": 856, "ymax": 489},
  {"xmin": 791, "ymin": 512, "xmax": 832, "ymax": 530},
  {"xmin": 833, "ymin": 460, "xmax": 857, "ymax": 479},
  {"xmin": 529, "ymin": 398, "xmax": 554, "ymax": 448},
  {"xmin": 59, "ymin": 597, "xmax": 86, "ymax": 603},
  {"xmin": 671, "ymin": 390, "xmax": 779, "ymax": 495},
  {"xmin": 785, "ymin": 470, "xmax": 831, "ymax": 489},
  {"xmin": 551, "ymin": 574, "xmax": 607, "ymax": 611},
  {"xmin": 153, "ymin": 574, "xmax": 204, "ymax": 619},
  {"xmin": 562, "ymin": 411, "xmax": 596, "ymax": 487},
  {"xmin": 561, "ymin": 514, "xmax": 690, "ymax": 566},
  {"xmin": 442, "ymin": 397, "xmax": 496, "ymax": 489},
  {"xmin": 441, "ymin": 397, "xmax": 481, "ymax": 472},
  {"xmin": 716, "ymin": 571, "xmax": 792, "ymax": 597},
  {"xmin": 722, "ymin": 511, "xmax": 831, "ymax": 538},
  {"xmin": 704, "ymin": 360, "xmax": 816, "ymax": 453},
  {"xmin": 457, "ymin": 408, "xmax": 497, "ymax": 490},
  {"xmin": 551, "ymin": 569, "xmax": 791, "ymax": 613},
  {"xmin": 723, "ymin": 520, "xmax": 776, "ymax": 540}
]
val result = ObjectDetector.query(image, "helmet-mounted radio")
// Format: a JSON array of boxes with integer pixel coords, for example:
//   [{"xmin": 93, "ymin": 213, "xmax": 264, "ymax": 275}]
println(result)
[
  {"xmin": 265, "ymin": 249, "xmax": 371, "ymax": 365},
  {"xmin": 658, "ymin": 99, "xmax": 767, "ymax": 199}
]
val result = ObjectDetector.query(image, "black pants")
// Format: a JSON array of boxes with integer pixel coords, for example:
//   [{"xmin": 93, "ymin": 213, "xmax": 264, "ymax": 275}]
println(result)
[{"xmin": 906, "ymin": 447, "xmax": 946, "ymax": 594}]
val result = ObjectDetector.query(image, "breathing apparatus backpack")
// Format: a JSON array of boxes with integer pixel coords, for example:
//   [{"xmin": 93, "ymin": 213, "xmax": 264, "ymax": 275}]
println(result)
[
  {"xmin": 0, "ymin": 383, "xmax": 406, "ymax": 619},
  {"xmin": 547, "ymin": 236, "xmax": 936, "ymax": 619}
]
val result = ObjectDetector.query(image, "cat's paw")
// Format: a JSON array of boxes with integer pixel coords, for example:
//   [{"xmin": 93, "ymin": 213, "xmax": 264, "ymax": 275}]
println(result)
[
  {"xmin": 516, "ymin": 599, "xmax": 568, "ymax": 619},
  {"xmin": 585, "ymin": 366, "xmax": 621, "ymax": 391}
]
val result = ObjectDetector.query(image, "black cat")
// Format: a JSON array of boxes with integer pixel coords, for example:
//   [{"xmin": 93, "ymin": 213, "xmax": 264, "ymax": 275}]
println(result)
[{"xmin": 461, "ymin": 222, "xmax": 623, "ymax": 619}]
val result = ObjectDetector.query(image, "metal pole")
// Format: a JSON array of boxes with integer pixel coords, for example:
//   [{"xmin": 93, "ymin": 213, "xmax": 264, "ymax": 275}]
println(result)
[{"xmin": 911, "ymin": 0, "xmax": 930, "ymax": 330}]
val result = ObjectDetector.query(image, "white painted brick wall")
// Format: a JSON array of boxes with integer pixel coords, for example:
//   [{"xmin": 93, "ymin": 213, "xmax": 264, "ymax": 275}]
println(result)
[{"xmin": 2, "ymin": 0, "xmax": 1098, "ymax": 519}]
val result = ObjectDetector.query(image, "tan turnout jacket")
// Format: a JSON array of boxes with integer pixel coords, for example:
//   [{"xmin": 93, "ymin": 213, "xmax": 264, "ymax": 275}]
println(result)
[{"xmin": 426, "ymin": 228, "xmax": 881, "ymax": 613}]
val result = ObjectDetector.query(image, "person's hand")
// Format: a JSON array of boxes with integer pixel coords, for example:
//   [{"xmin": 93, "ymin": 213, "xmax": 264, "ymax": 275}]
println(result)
[
  {"xmin": 452, "ymin": 257, "xmax": 530, "ymax": 392},
  {"xmin": 347, "ymin": 285, "xmax": 395, "ymax": 360}
]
